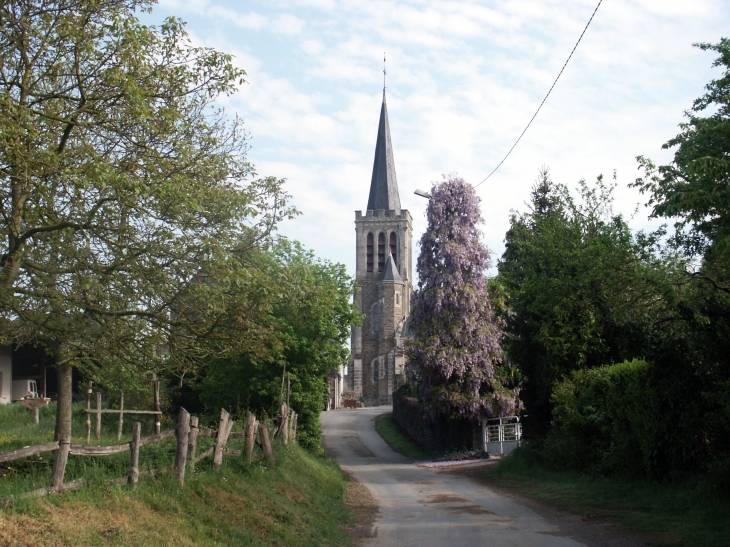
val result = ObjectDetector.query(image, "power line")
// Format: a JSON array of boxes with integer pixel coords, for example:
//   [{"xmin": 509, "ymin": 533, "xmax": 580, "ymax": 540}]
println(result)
[{"xmin": 474, "ymin": 0, "xmax": 604, "ymax": 189}]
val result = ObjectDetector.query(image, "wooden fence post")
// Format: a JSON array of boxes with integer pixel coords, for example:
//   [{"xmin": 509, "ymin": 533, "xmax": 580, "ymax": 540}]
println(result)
[
  {"xmin": 281, "ymin": 403, "xmax": 289, "ymax": 445},
  {"xmin": 212, "ymin": 409, "xmax": 233, "ymax": 472},
  {"xmin": 117, "ymin": 391, "xmax": 124, "ymax": 442},
  {"xmin": 86, "ymin": 380, "xmax": 92, "ymax": 444},
  {"xmin": 152, "ymin": 373, "xmax": 161, "ymax": 435},
  {"xmin": 129, "ymin": 422, "xmax": 141, "ymax": 488},
  {"xmin": 244, "ymin": 412, "xmax": 257, "ymax": 463},
  {"xmin": 51, "ymin": 436, "xmax": 70, "ymax": 491},
  {"xmin": 175, "ymin": 407, "xmax": 191, "ymax": 486},
  {"xmin": 33, "ymin": 407, "xmax": 39, "ymax": 425},
  {"xmin": 187, "ymin": 416, "xmax": 199, "ymax": 473},
  {"xmin": 259, "ymin": 423, "xmax": 275, "ymax": 465},
  {"xmin": 95, "ymin": 392, "xmax": 102, "ymax": 440}
]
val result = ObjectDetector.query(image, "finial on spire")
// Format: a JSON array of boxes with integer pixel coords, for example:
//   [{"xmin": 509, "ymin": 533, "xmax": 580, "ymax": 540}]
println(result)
[{"xmin": 383, "ymin": 52, "xmax": 386, "ymax": 91}]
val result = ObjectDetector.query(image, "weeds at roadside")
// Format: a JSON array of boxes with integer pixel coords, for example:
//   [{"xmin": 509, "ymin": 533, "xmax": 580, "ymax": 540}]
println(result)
[{"xmin": 483, "ymin": 445, "xmax": 730, "ymax": 547}]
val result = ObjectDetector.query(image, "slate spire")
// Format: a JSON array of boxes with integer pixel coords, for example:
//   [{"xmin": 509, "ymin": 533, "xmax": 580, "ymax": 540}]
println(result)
[{"xmin": 367, "ymin": 90, "xmax": 401, "ymax": 212}]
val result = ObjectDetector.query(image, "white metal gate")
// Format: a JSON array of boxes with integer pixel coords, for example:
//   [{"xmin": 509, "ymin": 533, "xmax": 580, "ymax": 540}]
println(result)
[{"xmin": 481, "ymin": 416, "xmax": 522, "ymax": 455}]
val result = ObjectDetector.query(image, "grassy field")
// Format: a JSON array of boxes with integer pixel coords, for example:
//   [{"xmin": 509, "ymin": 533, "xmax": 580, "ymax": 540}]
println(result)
[
  {"xmin": 0, "ymin": 403, "xmax": 354, "ymax": 546},
  {"xmin": 483, "ymin": 447, "xmax": 730, "ymax": 547},
  {"xmin": 374, "ymin": 414, "xmax": 442, "ymax": 461}
]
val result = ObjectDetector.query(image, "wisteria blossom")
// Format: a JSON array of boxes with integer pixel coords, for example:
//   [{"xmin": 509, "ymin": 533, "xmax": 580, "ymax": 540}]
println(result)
[{"xmin": 406, "ymin": 176, "xmax": 520, "ymax": 421}]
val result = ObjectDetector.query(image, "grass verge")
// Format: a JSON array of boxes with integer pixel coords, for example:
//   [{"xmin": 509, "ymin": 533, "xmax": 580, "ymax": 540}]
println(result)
[
  {"xmin": 0, "ymin": 444, "xmax": 352, "ymax": 547},
  {"xmin": 374, "ymin": 414, "xmax": 442, "ymax": 461},
  {"xmin": 483, "ymin": 447, "xmax": 730, "ymax": 547}
]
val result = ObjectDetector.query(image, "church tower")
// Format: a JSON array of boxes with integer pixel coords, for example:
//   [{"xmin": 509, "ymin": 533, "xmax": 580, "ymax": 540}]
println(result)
[{"xmin": 347, "ymin": 90, "xmax": 413, "ymax": 406}]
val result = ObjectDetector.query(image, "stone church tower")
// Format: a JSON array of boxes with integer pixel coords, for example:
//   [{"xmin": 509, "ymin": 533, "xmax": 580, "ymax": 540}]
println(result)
[{"xmin": 346, "ymin": 90, "xmax": 413, "ymax": 405}]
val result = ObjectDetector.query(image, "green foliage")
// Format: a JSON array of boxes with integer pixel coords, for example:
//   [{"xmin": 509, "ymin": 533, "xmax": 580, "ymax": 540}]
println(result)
[
  {"xmin": 195, "ymin": 239, "xmax": 359, "ymax": 452},
  {"xmin": 634, "ymin": 39, "xmax": 730, "ymax": 258},
  {"xmin": 498, "ymin": 169, "xmax": 664, "ymax": 431},
  {"xmin": 546, "ymin": 360, "xmax": 656, "ymax": 476},
  {"xmin": 0, "ymin": 0, "xmax": 294, "ymax": 441}
]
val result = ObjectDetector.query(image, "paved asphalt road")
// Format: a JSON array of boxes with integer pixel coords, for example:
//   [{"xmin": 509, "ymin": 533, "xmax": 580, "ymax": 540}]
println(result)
[{"xmin": 321, "ymin": 406, "xmax": 589, "ymax": 547}]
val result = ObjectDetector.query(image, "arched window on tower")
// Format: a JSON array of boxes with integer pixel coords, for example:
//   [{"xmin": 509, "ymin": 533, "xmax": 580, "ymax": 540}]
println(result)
[
  {"xmin": 389, "ymin": 232, "xmax": 397, "ymax": 266},
  {"xmin": 366, "ymin": 233, "xmax": 374, "ymax": 273},
  {"xmin": 378, "ymin": 233, "xmax": 385, "ymax": 272}
]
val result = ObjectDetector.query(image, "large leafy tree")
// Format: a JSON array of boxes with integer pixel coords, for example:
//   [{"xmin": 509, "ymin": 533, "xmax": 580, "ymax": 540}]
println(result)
[
  {"xmin": 498, "ymin": 170, "xmax": 663, "ymax": 432},
  {"xmin": 635, "ymin": 39, "xmax": 730, "ymax": 263},
  {"xmin": 407, "ymin": 176, "xmax": 519, "ymax": 421},
  {"xmin": 196, "ymin": 239, "xmax": 359, "ymax": 452},
  {"xmin": 631, "ymin": 39, "xmax": 730, "ymax": 473},
  {"xmin": 0, "ymin": 0, "xmax": 292, "ymax": 453}
]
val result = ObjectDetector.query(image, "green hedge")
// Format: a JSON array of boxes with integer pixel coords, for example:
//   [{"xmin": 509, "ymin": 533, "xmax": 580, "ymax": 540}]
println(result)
[{"xmin": 544, "ymin": 359, "xmax": 729, "ymax": 481}]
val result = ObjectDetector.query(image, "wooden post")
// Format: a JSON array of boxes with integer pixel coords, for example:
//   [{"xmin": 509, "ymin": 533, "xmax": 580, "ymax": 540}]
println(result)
[
  {"xmin": 244, "ymin": 412, "xmax": 257, "ymax": 463},
  {"xmin": 292, "ymin": 412, "xmax": 298, "ymax": 441},
  {"xmin": 33, "ymin": 406, "xmax": 39, "ymax": 425},
  {"xmin": 129, "ymin": 422, "xmax": 141, "ymax": 488},
  {"xmin": 117, "ymin": 391, "xmax": 124, "ymax": 442},
  {"xmin": 152, "ymin": 373, "xmax": 161, "ymax": 435},
  {"xmin": 175, "ymin": 407, "xmax": 190, "ymax": 486},
  {"xmin": 51, "ymin": 436, "xmax": 70, "ymax": 491},
  {"xmin": 281, "ymin": 403, "xmax": 289, "ymax": 445},
  {"xmin": 278, "ymin": 365, "xmax": 286, "ymax": 408},
  {"xmin": 212, "ymin": 409, "xmax": 234, "ymax": 472},
  {"xmin": 187, "ymin": 416, "xmax": 199, "ymax": 473},
  {"xmin": 259, "ymin": 423, "xmax": 275, "ymax": 465},
  {"xmin": 85, "ymin": 380, "xmax": 93, "ymax": 444},
  {"xmin": 95, "ymin": 392, "xmax": 102, "ymax": 440}
]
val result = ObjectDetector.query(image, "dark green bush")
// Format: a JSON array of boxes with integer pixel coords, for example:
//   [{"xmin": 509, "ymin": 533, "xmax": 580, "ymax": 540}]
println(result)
[{"xmin": 546, "ymin": 359, "xmax": 666, "ymax": 476}]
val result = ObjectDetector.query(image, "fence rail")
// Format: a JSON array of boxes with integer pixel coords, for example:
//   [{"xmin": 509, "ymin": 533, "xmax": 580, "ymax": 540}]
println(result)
[{"xmin": 0, "ymin": 405, "xmax": 298, "ymax": 506}]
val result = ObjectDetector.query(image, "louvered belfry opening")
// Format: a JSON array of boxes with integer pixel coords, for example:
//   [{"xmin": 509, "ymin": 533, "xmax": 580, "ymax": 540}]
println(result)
[
  {"xmin": 377, "ymin": 232, "xmax": 385, "ymax": 272},
  {"xmin": 389, "ymin": 232, "xmax": 397, "ymax": 266},
  {"xmin": 366, "ymin": 233, "xmax": 374, "ymax": 272}
]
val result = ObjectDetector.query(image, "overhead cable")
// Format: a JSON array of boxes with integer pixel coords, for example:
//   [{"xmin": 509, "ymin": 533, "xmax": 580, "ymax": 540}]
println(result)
[{"xmin": 474, "ymin": 0, "xmax": 604, "ymax": 189}]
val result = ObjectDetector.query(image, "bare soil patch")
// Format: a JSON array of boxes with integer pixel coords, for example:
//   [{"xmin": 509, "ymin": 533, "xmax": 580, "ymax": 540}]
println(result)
[{"xmin": 342, "ymin": 472, "xmax": 379, "ymax": 545}]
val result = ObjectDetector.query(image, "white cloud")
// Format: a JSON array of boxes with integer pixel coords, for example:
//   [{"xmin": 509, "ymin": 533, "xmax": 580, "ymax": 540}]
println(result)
[{"xmin": 145, "ymin": 0, "xmax": 730, "ymax": 277}]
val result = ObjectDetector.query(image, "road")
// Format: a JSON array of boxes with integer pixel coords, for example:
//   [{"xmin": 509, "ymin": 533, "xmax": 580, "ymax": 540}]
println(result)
[{"xmin": 321, "ymin": 406, "xmax": 591, "ymax": 547}]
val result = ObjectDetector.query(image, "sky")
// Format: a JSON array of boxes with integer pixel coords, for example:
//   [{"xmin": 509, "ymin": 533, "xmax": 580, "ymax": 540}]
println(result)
[{"xmin": 148, "ymin": 0, "xmax": 729, "ymax": 278}]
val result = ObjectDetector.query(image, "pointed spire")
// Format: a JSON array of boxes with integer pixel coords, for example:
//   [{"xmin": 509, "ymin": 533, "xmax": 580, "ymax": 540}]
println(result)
[
  {"xmin": 367, "ymin": 90, "xmax": 401, "ymax": 212},
  {"xmin": 379, "ymin": 254, "xmax": 403, "ymax": 283}
]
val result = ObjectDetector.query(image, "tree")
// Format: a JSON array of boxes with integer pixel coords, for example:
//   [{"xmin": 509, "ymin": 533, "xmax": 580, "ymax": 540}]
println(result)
[
  {"xmin": 0, "ymin": 0, "xmax": 292, "ymax": 452},
  {"xmin": 406, "ymin": 176, "xmax": 519, "ymax": 421},
  {"xmin": 196, "ymin": 239, "xmax": 359, "ymax": 452},
  {"xmin": 634, "ymin": 39, "xmax": 730, "ymax": 262},
  {"xmin": 498, "ymin": 169, "xmax": 663, "ymax": 432}
]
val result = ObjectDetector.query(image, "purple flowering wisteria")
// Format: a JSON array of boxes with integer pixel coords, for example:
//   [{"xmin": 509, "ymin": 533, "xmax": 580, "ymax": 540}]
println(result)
[{"xmin": 406, "ymin": 177, "xmax": 520, "ymax": 421}]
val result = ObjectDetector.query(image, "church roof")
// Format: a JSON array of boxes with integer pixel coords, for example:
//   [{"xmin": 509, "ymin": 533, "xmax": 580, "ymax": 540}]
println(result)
[
  {"xmin": 367, "ymin": 90, "xmax": 401, "ymax": 212},
  {"xmin": 379, "ymin": 254, "xmax": 403, "ymax": 283}
]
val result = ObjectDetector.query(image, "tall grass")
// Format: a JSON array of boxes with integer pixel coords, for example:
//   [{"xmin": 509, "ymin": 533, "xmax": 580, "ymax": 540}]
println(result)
[{"xmin": 0, "ymin": 444, "xmax": 351, "ymax": 547}]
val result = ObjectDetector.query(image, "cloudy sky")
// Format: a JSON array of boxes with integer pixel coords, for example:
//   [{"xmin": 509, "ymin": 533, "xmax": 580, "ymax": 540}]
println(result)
[{"xmin": 149, "ymin": 0, "xmax": 728, "ymax": 277}]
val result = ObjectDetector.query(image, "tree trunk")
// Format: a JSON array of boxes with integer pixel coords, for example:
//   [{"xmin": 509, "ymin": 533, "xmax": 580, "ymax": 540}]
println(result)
[{"xmin": 53, "ymin": 361, "xmax": 73, "ymax": 442}]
